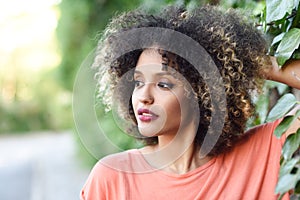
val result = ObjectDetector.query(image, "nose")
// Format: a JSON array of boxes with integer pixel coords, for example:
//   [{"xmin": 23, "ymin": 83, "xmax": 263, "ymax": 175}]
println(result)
[{"xmin": 138, "ymin": 83, "xmax": 154, "ymax": 105}]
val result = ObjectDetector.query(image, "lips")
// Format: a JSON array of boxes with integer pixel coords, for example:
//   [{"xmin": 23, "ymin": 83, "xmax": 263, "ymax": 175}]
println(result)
[{"xmin": 137, "ymin": 108, "xmax": 158, "ymax": 122}]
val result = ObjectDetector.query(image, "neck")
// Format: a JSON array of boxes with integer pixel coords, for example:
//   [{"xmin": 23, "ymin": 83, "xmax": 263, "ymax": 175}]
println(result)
[
  {"xmin": 163, "ymin": 144, "xmax": 211, "ymax": 174},
  {"xmin": 141, "ymin": 121, "xmax": 211, "ymax": 174}
]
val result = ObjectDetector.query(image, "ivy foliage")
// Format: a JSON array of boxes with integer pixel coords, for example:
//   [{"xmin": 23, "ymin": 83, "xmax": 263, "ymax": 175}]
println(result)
[
  {"xmin": 261, "ymin": 0, "xmax": 300, "ymax": 198},
  {"xmin": 266, "ymin": 94, "xmax": 300, "ymax": 199},
  {"xmin": 261, "ymin": 0, "xmax": 300, "ymax": 65}
]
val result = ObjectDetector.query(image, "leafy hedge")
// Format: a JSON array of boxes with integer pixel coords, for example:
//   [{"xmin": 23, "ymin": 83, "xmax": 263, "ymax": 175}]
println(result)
[{"xmin": 260, "ymin": 0, "xmax": 300, "ymax": 198}]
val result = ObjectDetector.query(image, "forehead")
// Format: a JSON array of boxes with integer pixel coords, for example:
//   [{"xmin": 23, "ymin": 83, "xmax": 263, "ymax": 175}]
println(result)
[
  {"xmin": 134, "ymin": 49, "xmax": 183, "ymax": 80},
  {"xmin": 135, "ymin": 49, "xmax": 164, "ymax": 75},
  {"xmin": 136, "ymin": 49, "xmax": 163, "ymax": 67},
  {"xmin": 134, "ymin": 53, "xmax": 172, "ymax": 78}
]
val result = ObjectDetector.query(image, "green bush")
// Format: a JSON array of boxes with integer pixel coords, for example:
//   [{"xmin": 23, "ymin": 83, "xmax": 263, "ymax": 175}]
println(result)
[{"xmin": 259, "ymin": 0, "xmax": 300, "ymax": 198}]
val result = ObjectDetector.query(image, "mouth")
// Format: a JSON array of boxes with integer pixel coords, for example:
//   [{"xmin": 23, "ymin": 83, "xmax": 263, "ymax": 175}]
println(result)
[{"xmin": 137, "ymin": 108, "xmax": 158, "ymax": 122}]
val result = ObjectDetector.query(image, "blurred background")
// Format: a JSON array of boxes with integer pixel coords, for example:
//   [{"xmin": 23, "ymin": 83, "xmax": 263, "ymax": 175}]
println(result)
[{"xmin": 0, "ymin": 0, "xmax": 294, "ymax": 199}]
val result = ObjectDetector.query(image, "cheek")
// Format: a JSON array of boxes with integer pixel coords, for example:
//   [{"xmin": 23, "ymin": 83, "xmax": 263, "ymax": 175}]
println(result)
[
  {"xmin": 172, "ymin": 94, "xmax": 191, "ymax": 118},
  {"xmin": 131, "ymin": 93, "xmax": 138, "ymax": 112},
  {"xmin": 164, "ymin": 97, "xmax": 181, "ymax": 117},
  {"xmin": 131, "ymin": 91, "xmax": 139, "ymax": 105}
]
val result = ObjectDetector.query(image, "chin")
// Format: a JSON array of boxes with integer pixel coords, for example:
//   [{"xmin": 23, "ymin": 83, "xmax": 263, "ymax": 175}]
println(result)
[{"xmin": 138, "ymin": 127, "xmax": 160, "ymax": 138}]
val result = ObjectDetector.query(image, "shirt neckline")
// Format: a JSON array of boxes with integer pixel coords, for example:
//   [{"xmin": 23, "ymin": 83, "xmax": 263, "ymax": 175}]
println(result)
[{"xmin": 131, "ymin": 148, "xmax": 217, "ymax": 178}]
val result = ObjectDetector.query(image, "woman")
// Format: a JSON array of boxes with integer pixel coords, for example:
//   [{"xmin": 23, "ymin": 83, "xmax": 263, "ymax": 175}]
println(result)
[{"xmin": 81, "ymin": 5, "xmax": 300, "ymax": 200}]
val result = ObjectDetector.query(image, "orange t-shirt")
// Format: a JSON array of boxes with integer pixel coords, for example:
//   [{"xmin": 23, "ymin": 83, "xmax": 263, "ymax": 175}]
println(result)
[{"xmin": 80, "ymin": 121, "xmax": 289, "ymax": 200}]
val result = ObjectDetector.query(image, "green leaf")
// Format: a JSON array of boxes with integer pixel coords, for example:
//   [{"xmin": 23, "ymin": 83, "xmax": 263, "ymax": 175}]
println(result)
[
  {"xmin": 274, "ymin": 110, "xmax": 300, "ymax": 138},
  {"xmin": 274, "ymin": 116, "xmax": 295, "ymax": 138},
  {"xmin": 266, "ymin": 93, "xmax": 297, "ymax": 122},
  {"xmin": 275, "ymin": 28, "xmax": 300, "ymax": 66},
  {"xmin": 266, "ymin": 0, "xmax": 295, "ymax": 23},
  {"xmin": 275, "ymin": 169, "xmax": 300, "ymax": 194},
  {"xmin": 264, "ymin": 81, "xmax": 288, "ymax": 95},
  {"xmin": 279, "ymin": 157, "xmax": 300, "ymax": 177},
  {"xmin": 282, "ymin": 129, "xmax": 300, "ymax": 160},
  {"xmin": 254, "ymin": 93, "xmax": 269, "ymax": 124},
  {"xmin": 265, "ymin": 80, "xmax": 279, "ymax": 89},
  {"xmin": 271, "ymin": 32, "xmax": 285, "ymax": 46},
  {"xmin": 276, "ymin": 82, "xmax": 289, "ymax": 95}
]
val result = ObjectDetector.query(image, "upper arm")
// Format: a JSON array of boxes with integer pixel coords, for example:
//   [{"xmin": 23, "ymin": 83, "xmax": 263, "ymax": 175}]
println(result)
[
  {"xmin": 265, "ymin": 57, "xmax": 300, "ymax": 136},
  {"xmin": 267, "ymin": 57, "xmax": 300, "ymax": 90},
  {"xmin": 80, "ymin": 162, "xmax": 113, "ymax": 200}
]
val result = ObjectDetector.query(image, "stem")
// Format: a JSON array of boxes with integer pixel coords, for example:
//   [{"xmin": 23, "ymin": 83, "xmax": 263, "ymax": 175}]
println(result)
[{"xmin": 291, "ymin": 3, "xmax": 300, "ymax": 29}]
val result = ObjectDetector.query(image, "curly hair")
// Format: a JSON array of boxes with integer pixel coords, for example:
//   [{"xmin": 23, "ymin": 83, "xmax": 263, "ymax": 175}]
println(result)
[{"xmin": 93, "ymin": 5, "xmax": 270, "ymax": 156}]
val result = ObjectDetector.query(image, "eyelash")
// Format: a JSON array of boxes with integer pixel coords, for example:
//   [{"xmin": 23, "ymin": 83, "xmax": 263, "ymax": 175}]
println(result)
[
  {"xmin": 157, "ymin": 82, "xmax": 174, "ymax": 89},
  {"xmin": 134, "ymin": 80, "xmax": 144, "ymax": 87},
  {"xmin": 134, "ymin": 80, "xmax": 174, "ymax": 89}
]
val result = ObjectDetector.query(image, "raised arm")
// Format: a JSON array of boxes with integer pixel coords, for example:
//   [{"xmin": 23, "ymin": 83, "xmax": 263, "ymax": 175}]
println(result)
[
  {"xmin": 267, "ymin": 57, "xmax": 300, "ymax": 89},
  {"xmin": 265, "ymin": 57, "xmax": 300, "ymax": 136}
]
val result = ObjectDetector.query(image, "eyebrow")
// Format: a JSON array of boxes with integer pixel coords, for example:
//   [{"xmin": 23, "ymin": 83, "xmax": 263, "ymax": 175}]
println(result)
[{"xmin": 134, "ymin": 70, "xmax": 173, "ymax": 76}]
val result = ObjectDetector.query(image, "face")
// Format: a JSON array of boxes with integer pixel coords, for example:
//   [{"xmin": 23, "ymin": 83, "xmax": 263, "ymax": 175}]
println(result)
[{"xmin": 132, "ymin": 49, "xmax": 193, "ymax": 138}]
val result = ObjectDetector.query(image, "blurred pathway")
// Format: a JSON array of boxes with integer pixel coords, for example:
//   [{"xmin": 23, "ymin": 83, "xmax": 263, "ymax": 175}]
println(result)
[{"xmin": 0, "ymin": 131, "xmax": 90, "ymax": 200}]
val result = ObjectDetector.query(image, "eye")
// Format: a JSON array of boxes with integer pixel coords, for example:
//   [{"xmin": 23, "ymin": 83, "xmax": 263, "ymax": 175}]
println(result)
[
  {"xmin": 134, "ymin": 80, "xmax": 144, "ymax": 88},
  {"xmin": 157, "ymin": 82, "xmax": 174, "ymax": 89}
]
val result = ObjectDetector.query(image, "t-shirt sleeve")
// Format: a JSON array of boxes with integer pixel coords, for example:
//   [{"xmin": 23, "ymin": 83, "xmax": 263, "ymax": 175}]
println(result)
[
  {"xmin": 80, "ymin": 150, "xmax": 141, "ymax": 200},
  {"xmin": 80, "ymin": 161, "xmax": 116, "ymax": 200},
  {"xmin": 215, "ymin": 119, "xmax": 289, "ymax": 199},
  {"xmin": 247, "ymin": 118, "xmax": 285, "ymax": 148}
]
